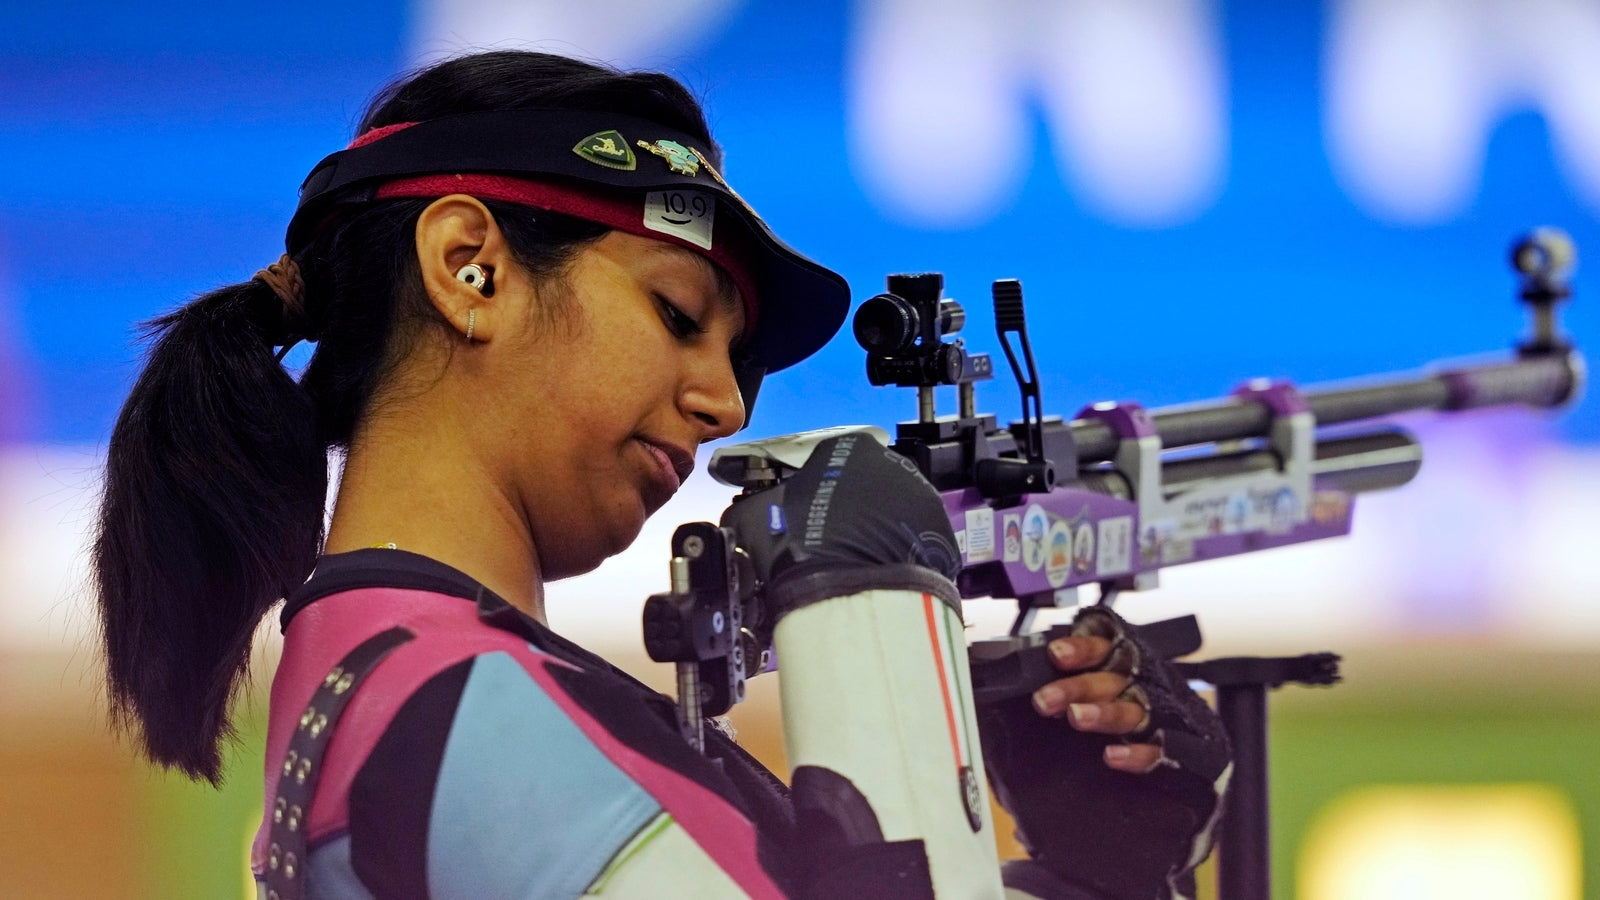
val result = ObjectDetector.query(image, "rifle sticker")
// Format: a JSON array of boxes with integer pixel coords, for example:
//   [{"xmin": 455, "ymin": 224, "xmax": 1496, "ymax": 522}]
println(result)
[
  {"xmin": 1267, "ymin": 487, "xmax": 1298, "ymax": 534},
  {"xmin": 1072, "ymin": 522, "xmax": 1095, "ymax": 574},
  {"xmin": 572, "ymin": 130, "xmax": 637, "ymax": 170},
  {"xmin": 1022, "ymin": 505, "xmax": 1049, "ymax": 572},
  {"xmin": 1045, "ymin": 520, "xmax": 1073, "ymax": 588},
  {"xmin": 643, "ymin": 190, "xmax": 715, "ymax": 250},
  {"xmin": 1002, "ymin": 513, "xmax": 1022, "ymax": 562},
  {"xmin": 955, "ymin": 529, "xmax": 968, "ymax": 556},
  {"xmin": 1139, "ymin": 520, "xmax": 1170, "ymax": 566},
  {"xmin": 1163, "ymin": 537, "xmax": 1195, "ymax": 564},
  {"xmin": 1096, "ymin": 515, "xmax": 1133, "ymax": 576},
  {"xmin": 964, "ymin": 508, "xmax": 995, "ymax": 563},
  {"xmin": 1225, "ymin": 492, "xmax": 1250, "ymax": 533},
  {"xmin": 1174, "ymin": 482, "xmax": 1303, "ymax": 540},
  {"xmin": 1175, "ymin": 490, "xmax": 1231, "ymax": 539},
  {"xmin": 1140, "ymin": 519, "xmax": 1194, "ymax": 564},
  {"xmin": 1311, "ymin": 491, "xmax": 1351, "ymax": 525}
]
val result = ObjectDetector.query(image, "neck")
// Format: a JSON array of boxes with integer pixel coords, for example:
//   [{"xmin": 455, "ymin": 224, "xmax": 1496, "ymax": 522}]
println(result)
[{"xmin": 324, "ymin": 417, "xmax": 546, "ymax": 623}]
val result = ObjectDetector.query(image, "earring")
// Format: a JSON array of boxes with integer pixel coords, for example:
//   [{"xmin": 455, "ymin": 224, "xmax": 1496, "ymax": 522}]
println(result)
[
  {"xmin": 465, "ymin": 309, "xmax": 476, "ymax": 343},
  {"xmin": 456, "ymin": 263, "xmax": 492, "ymax": 294}
]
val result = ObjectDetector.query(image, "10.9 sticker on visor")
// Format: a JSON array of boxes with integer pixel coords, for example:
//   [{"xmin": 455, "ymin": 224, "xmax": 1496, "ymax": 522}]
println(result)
[{"xmin": 644, "ymin": 190, "xmax": 715, "ymax": 250}]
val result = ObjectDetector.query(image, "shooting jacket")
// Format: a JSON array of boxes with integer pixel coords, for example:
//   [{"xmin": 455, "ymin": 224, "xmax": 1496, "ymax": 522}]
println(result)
[
  {"xmin": 251, "ymin": 549, "xmax": 799, "ymax": 898},
  {"xmin": 250, "ymin": 550, "xmax": 1106, "ymax": 899}
]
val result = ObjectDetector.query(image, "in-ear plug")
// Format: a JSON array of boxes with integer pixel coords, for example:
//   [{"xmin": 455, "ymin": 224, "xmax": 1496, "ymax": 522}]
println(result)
[{"xmin": 456, "ymin": 264, "xmax": 494, "ymax": 295}]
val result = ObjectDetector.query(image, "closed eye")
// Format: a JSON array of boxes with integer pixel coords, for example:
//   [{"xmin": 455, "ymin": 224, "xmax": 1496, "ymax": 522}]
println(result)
[{"xmin": 656, "ymin": 294, "xmax": 707, "ymax": 339}]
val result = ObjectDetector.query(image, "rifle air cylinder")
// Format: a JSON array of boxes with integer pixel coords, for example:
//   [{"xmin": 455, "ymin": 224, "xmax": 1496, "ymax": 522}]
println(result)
[
  {"xmin": 1067, "ymin": 354, "xmax": 1579, "ymax": 462},
  {"xmin": 1075, "ymin": 429, "xmax": 1422, "ymax": 501}
]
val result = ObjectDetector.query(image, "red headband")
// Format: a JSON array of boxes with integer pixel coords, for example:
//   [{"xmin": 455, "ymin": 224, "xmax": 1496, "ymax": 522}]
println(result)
[{"xmin": 356, "ymin": 124, "xmax": 759, "ymax": 335}]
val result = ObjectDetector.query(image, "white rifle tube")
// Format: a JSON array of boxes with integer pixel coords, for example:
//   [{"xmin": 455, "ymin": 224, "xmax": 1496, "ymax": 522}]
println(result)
[{"xmin": 775, "ymin": 581, "xmax": 1003, "ymax": 897}]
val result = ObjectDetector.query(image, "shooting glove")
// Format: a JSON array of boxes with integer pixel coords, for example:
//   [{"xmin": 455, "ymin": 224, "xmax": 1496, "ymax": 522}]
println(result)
[
  {"xmin": 981, "ymin": 606, "xmax": 1232, "ymax": 900},
  {"xmin": 721, "ymin": 431, "xmax": 962, "ymax": 609}
]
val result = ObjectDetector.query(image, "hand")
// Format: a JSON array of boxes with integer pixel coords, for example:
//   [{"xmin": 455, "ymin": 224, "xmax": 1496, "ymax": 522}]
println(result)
[
  {"xmin": 721, "ymin": 432, "xmax": 961, "ymax": 595},
  {"xmin": 978, "ymin": 606, "xmax": 1231, "ymax": 900},
  {"xmin": 1029, "ymin": 621, "xmax": 1165, "ymax": 775}
]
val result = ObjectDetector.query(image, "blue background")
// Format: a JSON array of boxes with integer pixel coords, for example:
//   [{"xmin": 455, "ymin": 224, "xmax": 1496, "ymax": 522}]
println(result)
[{"xmin": 0, "ymin": 0, "xmax": 1591, "ymax": 444}]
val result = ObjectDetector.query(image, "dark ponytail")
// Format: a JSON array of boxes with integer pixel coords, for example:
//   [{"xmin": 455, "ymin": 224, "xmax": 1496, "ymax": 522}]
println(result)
[
  {"xmin": 96, "ymin": 281, "xmax": 326, "ymax": 783},
  {"xmin": 94, "ymin": 50, "xmax": 720, "ymax": 783}
]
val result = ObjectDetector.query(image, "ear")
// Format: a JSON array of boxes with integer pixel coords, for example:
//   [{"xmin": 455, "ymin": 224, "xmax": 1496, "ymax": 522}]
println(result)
[{"xmin": 415, "ymin": 194, "xmax": 513, "ymax": 343}]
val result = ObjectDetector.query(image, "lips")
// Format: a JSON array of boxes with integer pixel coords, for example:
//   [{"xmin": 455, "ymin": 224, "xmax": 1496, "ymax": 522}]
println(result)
[{"xmin": 638, "ymin": 438, "xmax": 695, "ymax": 495}]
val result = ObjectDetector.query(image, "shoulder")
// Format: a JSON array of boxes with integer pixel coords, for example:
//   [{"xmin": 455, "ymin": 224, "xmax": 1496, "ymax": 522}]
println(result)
[
  {"xmin": 346, "ymin": 646, "xmax": 677, "ymax": 897},
  {"xmin": 256, "ymin": 585, "xmax": 557, "ymax": 857},
  {"xmin": 315, "ymin": 606, "xmax": 784, "ymax": 897},
  {"xmin": 254, "ymin": 554, "xmax": 791, "ymax": 898}
]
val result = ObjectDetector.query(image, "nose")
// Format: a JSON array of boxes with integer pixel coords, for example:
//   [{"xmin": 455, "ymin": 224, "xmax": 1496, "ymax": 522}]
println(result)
[{"xmin": 683, "ymin": 350, "xmax": 747, "ymax": 442}]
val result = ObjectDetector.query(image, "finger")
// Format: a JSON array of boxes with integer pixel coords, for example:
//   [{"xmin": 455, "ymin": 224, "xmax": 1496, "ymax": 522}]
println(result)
[
  {"xmin": 1046, "ymin": 635, "xmax": 1113, "ymax": 672},
  {"xmin": 1066, "ymin": 700, "xmax": 1149, "ymax": 735},
  {"xmin": 1031, "ymin": 672, "xmax": 1131, "ymax": 716},
  {"xmin": 1103, "ymin": 743, "xmax": 1165, "ymax": 774}
]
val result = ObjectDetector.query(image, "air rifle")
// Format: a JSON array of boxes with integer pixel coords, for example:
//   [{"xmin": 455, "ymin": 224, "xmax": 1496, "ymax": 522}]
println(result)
[{"xmin": 640, "ymin": 228, "xmax": 1583, "ymax": 898}]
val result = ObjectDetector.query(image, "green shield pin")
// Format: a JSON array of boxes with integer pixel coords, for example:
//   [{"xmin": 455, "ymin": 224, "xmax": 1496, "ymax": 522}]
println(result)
[{"xmin": 573, "ymin": 130, "xmax": 636, "ymax": 170}]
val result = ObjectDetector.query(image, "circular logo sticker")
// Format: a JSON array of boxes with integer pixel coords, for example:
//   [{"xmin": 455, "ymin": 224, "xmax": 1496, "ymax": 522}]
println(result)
[
  {"xmin": 1045, "ymin": 520, "xmax": 1073, "ymax": 588},
  {"xmin": 1022, "ymin": 504, "xmax": 1050, "ymax": 572},
  {"xmin": 1270, "ymin": 487, "xmax": 1298, "ymax": 533},
  {"xmin": 1225, "ymin": 492, "xmax": 1250, "ymax": 534},
  {"xmin": 1072, "ymin": 522, "xmax": 1095, "ymax": 574}
]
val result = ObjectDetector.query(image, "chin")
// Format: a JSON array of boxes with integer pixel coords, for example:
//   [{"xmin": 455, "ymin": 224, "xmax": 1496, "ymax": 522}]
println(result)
[
  {"xmin": 543, "ymin": 504, "xmax": 647, "ymax": 580},
  {"xmin": 546, "ymin": 553, "xmax": 609, "ymax": 581},
  {"xmin": 544, "ymin": 542, "xmax": 618, "ymax": 581},
  {"xmin": 639, "ymin": 482, "xmax": 675, "ymax": 518}
]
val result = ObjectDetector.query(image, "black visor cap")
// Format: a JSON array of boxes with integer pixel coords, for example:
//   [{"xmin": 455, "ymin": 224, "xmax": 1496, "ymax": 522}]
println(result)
[{"xmin": 287, "ymin": 109, "xmax": 850, "ymax": 380}]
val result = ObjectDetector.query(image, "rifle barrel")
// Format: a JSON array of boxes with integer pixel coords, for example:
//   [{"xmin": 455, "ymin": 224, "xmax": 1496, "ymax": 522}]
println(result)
[{"xmin": 1068, "ymin": 352, "xmax": 1581, "ymax": 461}]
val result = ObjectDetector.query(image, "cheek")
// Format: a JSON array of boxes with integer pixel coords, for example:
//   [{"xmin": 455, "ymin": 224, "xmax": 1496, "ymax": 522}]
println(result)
[
  {"xmin": 550, "ymin": 304, "xmax": 668, "ymax": 399},
  {"xmin": 557, "ymin": 352, "xmax": 679, "ymax": 441},
  {"xmin": 507, "ymin": 294, "xmax": 681, "ymax": 566},
  {"xmin": 516, "ymin": 394, "xmax": 650, "ymax": 561}
]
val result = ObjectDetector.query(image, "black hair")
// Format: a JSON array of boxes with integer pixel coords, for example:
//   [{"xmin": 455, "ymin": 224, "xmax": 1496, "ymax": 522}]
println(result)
[{"xmin": 94, "ymin": 51, "xmax": 719, "ymax": 784}]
